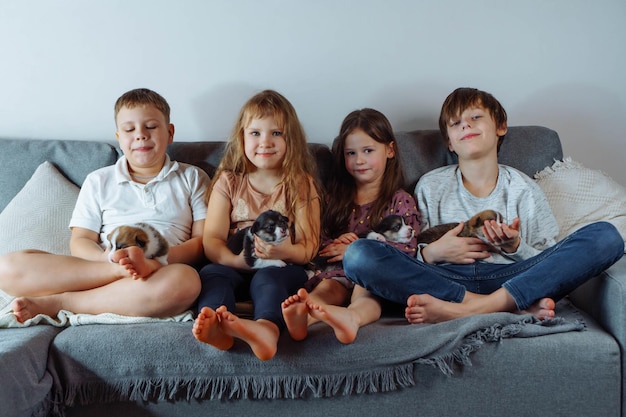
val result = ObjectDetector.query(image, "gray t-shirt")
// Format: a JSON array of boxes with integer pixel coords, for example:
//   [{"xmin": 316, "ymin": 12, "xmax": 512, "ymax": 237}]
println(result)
[{"xmin": 414, "ymin": 164, "xmax": 558, "ymax": 264}]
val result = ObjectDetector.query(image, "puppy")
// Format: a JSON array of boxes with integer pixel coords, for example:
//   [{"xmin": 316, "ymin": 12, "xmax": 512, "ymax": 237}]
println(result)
[
  {"xmin": 106, "ymin": 222, "xmax": 169, "ymax": 265},
  {"xmin": 362, "ymin": 214, "xmax": 414, "ymax": 244},
  {"xmin": 227, "ymin": 210, "xmax": 290, "ymax": 269},
  {"xmin": 308, "ymin": 214, "xmax": 415, "ymax": 277},
  {"xmin": 416, "ymin": 209, "xmax": 504, "ymax": 244}
]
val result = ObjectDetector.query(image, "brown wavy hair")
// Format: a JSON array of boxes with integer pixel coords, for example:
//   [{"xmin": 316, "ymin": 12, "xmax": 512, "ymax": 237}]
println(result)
[{"xmin": 323, "ymin": 108, "xmax": 404, "ymax": 238}]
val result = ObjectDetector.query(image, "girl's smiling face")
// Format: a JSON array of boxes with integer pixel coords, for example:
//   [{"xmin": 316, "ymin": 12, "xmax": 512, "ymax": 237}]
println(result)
[
  {"xmin": 343, "ymin": 128, "xmax": 395, "ymax": 187},
  {"xmin": 243, "ymin": 116, "xmax": 287, "ymax": 172}
]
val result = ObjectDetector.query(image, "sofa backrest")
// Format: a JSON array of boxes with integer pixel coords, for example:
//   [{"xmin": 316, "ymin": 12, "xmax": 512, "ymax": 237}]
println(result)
[
  {"xmin": 0, "ymin": 126, "xmax": 562, "ymax": 212},
  {"xmin": 337, "ymin": 125, "xmax": 563, "ymax": 192},
  {"xmin": 0, "ymin": 139, "xmax": 119, "ymax": 211}
]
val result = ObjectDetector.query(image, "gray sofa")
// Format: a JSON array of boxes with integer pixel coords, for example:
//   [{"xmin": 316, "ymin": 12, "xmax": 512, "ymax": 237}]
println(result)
[{"xmin": 0, "ymin": 126, "xmax": 624, "ymax": 417}]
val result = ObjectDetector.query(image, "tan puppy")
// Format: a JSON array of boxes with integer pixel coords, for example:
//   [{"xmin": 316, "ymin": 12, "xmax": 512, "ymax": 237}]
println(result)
[
  {"xmin": 417, "ymin": 210, "xmax": 504, "ymax": 244},
  {"xmin": 106, "ymin": 222, "xmax": 169, "ymax": 265}
]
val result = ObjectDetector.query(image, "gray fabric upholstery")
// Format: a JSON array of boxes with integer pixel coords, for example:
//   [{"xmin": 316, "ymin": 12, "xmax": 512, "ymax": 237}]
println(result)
[
  {"xmin": 0, "ymin": 139, "xmax": 118, "ymax": 211},
  {"xmin": 48, "ymin": 301, "xmax": 582, "ymax": 411},
  {"xmin": 62, "ymin": 305, "xmax": 619, "ymax": 417},
  {"xmin": 393, "ymin": 126, "xmax": 562, "ymax": 191},
  {"xmin": 0, "ymin": 326, "xmax": 61, "ymax": 417}
]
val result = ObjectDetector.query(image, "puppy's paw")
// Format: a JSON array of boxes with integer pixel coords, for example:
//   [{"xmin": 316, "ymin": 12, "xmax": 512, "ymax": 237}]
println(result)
[{"xmin": 253, "ymin": 259, "xmax": 287, "ymax": 269}]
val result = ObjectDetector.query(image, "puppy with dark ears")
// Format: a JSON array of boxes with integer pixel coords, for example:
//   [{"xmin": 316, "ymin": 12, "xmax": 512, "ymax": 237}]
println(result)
[
  {"xmin": 227, "ymin": 210, "xmax": 290, "ymax": 269},
  {"xmin": 417, "ymin": 210, "xmax": 504, "ymax": 244},
  {"xmin": 362, "ymin": 214, "xmax": 415, "ymax": 243},
  {"xmin": 106, "ymin": 222, "xmax": 169, "ymax": 265},
  {"xmin": 309, "ymin": 214, "xmax": 415, "ymax": 277}
]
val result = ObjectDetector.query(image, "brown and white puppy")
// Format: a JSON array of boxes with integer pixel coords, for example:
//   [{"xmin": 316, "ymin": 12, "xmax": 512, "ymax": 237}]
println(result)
[
  {"xmin": 106, "ymin": 222, "xmax": 169, "ymax": 266},
  {"xmin": 226, "ymin": 210, "xmax": 290, "ymax": 269},
  {"xmin": 416, "ymin": 209, "xmax": 504, "ymax": 245}
]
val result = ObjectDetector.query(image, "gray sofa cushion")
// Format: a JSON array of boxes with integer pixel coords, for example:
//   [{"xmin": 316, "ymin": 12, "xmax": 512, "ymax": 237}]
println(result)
[
  {"xmin": 0, "ymin": 326, "xmax": 62, "ymax": 417},
  {"xmin": 0, "ymin": 139, "xmax": 119, "ymax": 211}
]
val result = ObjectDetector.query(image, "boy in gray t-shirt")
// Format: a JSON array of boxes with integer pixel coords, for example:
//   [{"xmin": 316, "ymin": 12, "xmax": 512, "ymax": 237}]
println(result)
[{"xmin": 343, "ymin": 87, "xmax": 623, "ymax": 324}]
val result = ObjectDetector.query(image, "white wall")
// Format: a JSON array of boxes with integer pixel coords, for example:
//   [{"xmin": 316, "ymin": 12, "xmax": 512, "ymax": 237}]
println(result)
[{"xmin": 1, "ymin": 0, "xmax": 625, "ymax": 184}]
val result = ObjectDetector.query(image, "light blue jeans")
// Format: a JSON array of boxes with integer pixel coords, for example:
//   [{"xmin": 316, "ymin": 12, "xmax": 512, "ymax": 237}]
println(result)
[{"xmin": 343, "ymin": 222, "xmax": 624, "ymax": 310}]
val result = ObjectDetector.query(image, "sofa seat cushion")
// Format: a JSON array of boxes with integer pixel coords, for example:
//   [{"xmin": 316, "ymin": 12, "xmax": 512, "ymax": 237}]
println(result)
[
  {"xmin": 49, "ymin": 300, "xmax": 586, "ymax": 411},
  {"xmin": 0, "ymin": 326, "xmax": 62, "ymax": 417}
]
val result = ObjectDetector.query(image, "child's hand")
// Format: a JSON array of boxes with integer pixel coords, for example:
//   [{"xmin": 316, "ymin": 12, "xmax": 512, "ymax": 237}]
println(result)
[
  {"xmin": 333, "ymin": 232, "xmax": 359, "ymax": 245},
  {"xmin": 314, "ymin": 232, "xmax": 358, "ymax": 263},
  {"xmin": 482, "ymin": 218, "xmax": 521, "ymax": 253},
  {"xmin": 422, "ymin": 222, "xmax": 492, "ymax": 264},
  {"xmin": 254, "ymin": 235, "xmax": 290, "ymax": 262}
]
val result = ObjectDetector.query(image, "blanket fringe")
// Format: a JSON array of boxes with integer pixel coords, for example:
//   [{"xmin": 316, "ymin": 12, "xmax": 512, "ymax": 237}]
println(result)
[
  {"xmin": 48, "ymin": 314, "xmax": 583, "ymax": 415},
  {"xmin": 49, "ymin": 364, "xmax": 416, "ymax": 414}
]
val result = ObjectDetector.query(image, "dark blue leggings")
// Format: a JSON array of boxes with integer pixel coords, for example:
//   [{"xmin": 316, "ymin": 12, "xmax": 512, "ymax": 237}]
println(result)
[{"xmin": 197, "ymin": 263, "xmax": 307, "ymax": 330}]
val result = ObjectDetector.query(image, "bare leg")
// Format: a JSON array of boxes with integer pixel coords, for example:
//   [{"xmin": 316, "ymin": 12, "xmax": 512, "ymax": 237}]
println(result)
[
  {"xmin": 0, "ymin": 250, "xmax": 131, "ymax": 297},
  {"xmin": 307, "ymin": 286, "xmax": 381, "ymax": 344},
  {"xmin": 217, "ymin": 306, "xmax": 280, "ymax": 361},
  {"xmin": 10, "ymin": 263, "xmax": 199, "ymax": 322},
  {"xmin": 192, "ymin": 306, "xmax": 235, "ymax": 350}
]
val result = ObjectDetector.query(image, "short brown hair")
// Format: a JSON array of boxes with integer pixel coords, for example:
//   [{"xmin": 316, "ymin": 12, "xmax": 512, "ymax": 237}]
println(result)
[
  {"xmin": 438, "ymin": 87, "xmax": 507, "ymax": 149},
  {"xmin": 114, "ymin": 88, "xmax": 171, "ymax": 124}
]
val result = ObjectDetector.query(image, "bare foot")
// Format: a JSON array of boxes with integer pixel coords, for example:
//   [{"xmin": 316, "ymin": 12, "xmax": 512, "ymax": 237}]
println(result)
[
  {"xmin": 192, "ymin": 306, "xmax": 234, "ymax": 351},
  {"xmin": 405, "ymin": 293, "xmax": 492, "ymax": 324},
  {"xmin": 11, "ymin": 295, "xmax": 63, "ymax": 323},
  {"xmin": 522, "ymin": 298, "xmax": 556, "ymax": 320},
  {"xmin": 281, "ymin": 288, "xmax": 311, "ymax": 341},
  {"xmin": 308, "ymin": 302, "xmax": 360, "ymax": 344},
  {"xmin": 112, "ymin": 246, "xmax": 157, "ymax": 279},
  {"xmin": 217, "ymin": 306, "xmax": 279, "ymax": 361}
]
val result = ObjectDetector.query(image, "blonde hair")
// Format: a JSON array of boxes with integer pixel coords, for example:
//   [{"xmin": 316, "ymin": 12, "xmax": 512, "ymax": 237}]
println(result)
[
  {"xmin": 209, "ymin": 90, "xmax": 321, "ymax": 243},
  {"xmin": 114, "ymin": 88, "xmax": 171, "ymax": 124}
]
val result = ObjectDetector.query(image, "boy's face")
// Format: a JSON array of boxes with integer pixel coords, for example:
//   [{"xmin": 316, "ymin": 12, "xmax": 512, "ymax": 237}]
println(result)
[
  {"xmin": 115, "ymin": 104, "xmax": 174, "ymax": 175},
  {"xmin": 445, "ymin": 106, "xmax": 507, "ymax": 159}
]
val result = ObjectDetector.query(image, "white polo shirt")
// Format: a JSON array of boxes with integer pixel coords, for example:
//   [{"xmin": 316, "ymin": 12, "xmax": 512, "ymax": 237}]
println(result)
[{"xmin": 70, "ymin": 155, "xmax": 209, "ymax": 248}]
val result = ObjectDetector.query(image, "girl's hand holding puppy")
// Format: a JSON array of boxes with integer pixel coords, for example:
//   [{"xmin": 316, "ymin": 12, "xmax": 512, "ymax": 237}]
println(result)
[{"xmin": 319, "ymin": 232, "xmax": 358, "ymax": 263}]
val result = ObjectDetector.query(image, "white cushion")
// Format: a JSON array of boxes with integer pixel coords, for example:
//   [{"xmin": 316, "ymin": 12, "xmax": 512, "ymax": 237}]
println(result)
[
  {"xmin": 534, "ymin": 157, "xmax": 626, "ymax": 251},
  {"xmin": 0, "ymin": 161, "xmax": 79, "ymax": 256}
]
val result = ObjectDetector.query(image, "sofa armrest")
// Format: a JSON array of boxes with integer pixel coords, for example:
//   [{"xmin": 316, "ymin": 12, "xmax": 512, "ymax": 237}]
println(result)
[
  {"xmin": 569, "ymin": 256, "xmax": 626, "ymax": 416},
  {"xmin": 569, "ymin": 257, "xmax": 626, "ymax": 342}
]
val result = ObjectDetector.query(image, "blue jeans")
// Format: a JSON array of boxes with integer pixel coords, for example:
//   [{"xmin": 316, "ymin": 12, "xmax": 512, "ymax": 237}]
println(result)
[
  {"xmin": 343, "ymin": 222, "xmax": 624, "ymax": 310},
  {"xmin": 197, "ymin": 263, "xmax": 307, "ymax": 330}
]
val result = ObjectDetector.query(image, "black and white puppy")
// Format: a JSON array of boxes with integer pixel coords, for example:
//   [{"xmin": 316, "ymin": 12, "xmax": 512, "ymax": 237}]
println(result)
[
  {"xmin": 308, "ymin": 214, "xmax": 415, "ymax": 277},
  {"xmin": 416, "ymin": 209, "xmax": 504, "ymax": 244},
  {"xmin": 227, "ymin": 210, "xmax": 290, "ymax": 269},
  {"xmin": 106, "ymin": 222, "xmax": 169, "ymax": 265},
  {"xmin": 362, "ymin": 214, "xmax": 414, "ymax": 244}
]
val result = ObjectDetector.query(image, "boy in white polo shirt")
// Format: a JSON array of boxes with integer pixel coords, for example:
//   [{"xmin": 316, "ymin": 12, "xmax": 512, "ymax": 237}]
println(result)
[{"xmin": 0, "ymin": 88, "xmax": 209, "ymax": 322}]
